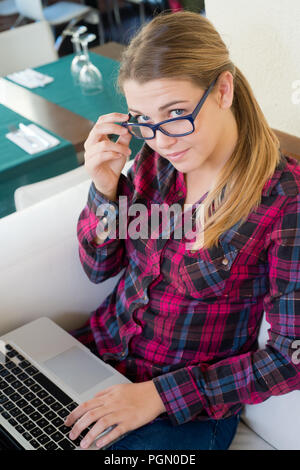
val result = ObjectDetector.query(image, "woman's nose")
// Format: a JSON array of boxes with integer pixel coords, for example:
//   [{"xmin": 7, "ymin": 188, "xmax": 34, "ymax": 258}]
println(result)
[{"xmin": 154, "ymin": 130, "xmax": 178, "ymax": 149}]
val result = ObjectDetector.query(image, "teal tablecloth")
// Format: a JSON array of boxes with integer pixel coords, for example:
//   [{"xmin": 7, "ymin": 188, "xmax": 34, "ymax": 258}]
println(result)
[
  {"xmin": 6, "ymin": 52, "xmax": 142, "ymax": 157},
  {"xmin": 20, "ymin": 53, "xmax": 124, "ymax": 122},
  {"xmin": 2, "ymin": 52, "xmax": 143, "ymax": 218},
  {"xmin": 0, "ymin": 105, "xmax": 78, "ymax": 218}
]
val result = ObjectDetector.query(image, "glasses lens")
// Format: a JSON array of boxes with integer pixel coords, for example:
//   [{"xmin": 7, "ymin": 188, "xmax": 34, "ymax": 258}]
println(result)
[
  {"xmin": 126, "ymin": 118, "xmax": 194, "ymax": 139},
  {"xmin": 127, "ymin": 124, "xmax": 155, "ymax": 139},
  {"xmin": 160, "ymin": 119, "xmax": 194, "ymax": 136}
]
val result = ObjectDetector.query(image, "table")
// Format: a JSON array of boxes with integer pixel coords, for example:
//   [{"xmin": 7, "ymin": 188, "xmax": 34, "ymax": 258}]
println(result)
[
  {"xmin": 0, "ymin": 42, "xmax": 143, "ymax": 218},
  {"xmin": 0, "ymin": 42, "xmax": 125, "ymax": 153},
  {"xmin": 0, "ymin": 78, "xmax": 94, "ymax": 154},
  {"xmin": 0, "ymin": 104, "xmax": 79, "ymax": 218},
  {"xmin": 15, "ymin": 52, "xmax": 124, "ymax": 122}
]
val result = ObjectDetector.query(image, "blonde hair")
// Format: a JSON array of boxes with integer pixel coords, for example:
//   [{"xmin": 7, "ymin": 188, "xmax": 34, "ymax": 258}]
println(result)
[{"xmin": 118, "ymin": 11, "xmax": 280, "ymax": 250}]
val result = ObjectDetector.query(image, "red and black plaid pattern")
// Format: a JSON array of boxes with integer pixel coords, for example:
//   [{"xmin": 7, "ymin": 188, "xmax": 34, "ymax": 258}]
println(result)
[{"xmin": 74, "ymin": 146, "xmax": 300, "ymax": 425}]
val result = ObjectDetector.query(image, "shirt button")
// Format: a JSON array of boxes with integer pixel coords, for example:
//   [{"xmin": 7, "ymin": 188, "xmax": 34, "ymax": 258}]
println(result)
[
  {"xmin": 178, "ymin": 191, "xmax": 184, "ymax": 197},
  {"xmin": 222, "ymin": 257, "xmax": 229, "ymax": 266},
  {"xmin": 121, "ymin": 351, "xmax": 126, "ymax": 357}
]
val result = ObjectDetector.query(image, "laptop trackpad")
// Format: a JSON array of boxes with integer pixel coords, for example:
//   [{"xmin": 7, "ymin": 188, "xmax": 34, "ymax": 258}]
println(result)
[{"xmin": 44, "ymin": 346, "xmax": 113, "ymax": 395}]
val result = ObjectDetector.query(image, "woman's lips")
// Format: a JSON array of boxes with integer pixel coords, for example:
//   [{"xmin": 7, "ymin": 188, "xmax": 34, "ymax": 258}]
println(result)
[{"xmin": 165, "ymin": 148, "xmax": 189, "ymax": 161}]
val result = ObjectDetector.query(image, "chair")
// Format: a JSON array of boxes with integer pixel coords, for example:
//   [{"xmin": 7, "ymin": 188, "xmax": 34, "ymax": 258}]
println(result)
[
  {"xmin": 0, "ymin": 20, "xmax": 58, "ymax": 76},
  {"xmin": 125, "ymin": 0, "xmax": 146, "ymax": 24},
  {"xmin": 14, "ymin": 0, "xmax": 105, "ymax": 49}
]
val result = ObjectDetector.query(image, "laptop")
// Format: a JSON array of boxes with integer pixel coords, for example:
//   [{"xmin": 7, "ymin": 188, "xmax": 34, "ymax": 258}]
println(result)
[{"xmin": 0, "ymin": 317, "xmax": 131, "ymax": 450}]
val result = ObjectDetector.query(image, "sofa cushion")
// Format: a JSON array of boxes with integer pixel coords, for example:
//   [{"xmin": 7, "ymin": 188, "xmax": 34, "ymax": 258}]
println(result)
[
  {"xmin": 241, "ymin": 317, "xmax": 300, "ymax": 450},
  {"xmin": 14, "ymin": 164, "xmax": 90, "ymax": 211},
  {"xmin": 14, "ymin": 160, "xmax": 134, "ymax": 211},
  {"xmin": 1, "ymin": 178, "xmax": 123, "ymax": 335},
  {"xmin": 229, "ymin": 421, "xmax": 274, "ymax": 450}
]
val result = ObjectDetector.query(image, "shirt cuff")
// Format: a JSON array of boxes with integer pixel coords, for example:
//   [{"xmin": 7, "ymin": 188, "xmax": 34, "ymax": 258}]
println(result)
[
  {"xmin": 87, "ymin": 182, "xmax": 119, "ymax": 215},
  {"xmin": 152, "ymin": 368, "xmax": 206, "ymax": 426},
  {"xmin": 86, "ymin": 182, "xmax": 120, "ymax": 246}
]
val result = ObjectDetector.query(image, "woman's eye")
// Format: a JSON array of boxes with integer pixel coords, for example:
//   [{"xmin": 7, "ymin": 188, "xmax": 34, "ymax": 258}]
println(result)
[
  {"xmin": 170, "ymin": 109, "xmax": 185, "ymax": 118},
  {"xmin": 137, "ymin": 115, "xmax": 151, "ymax": 123}
]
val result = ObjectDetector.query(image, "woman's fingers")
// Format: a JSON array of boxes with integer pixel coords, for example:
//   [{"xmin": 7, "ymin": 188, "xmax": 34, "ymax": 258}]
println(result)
[
  {"xmin": 64, "ymin": 382, "xmax": 165, "ymax": 450},
  {"xmin": 64, "ymin": 400, "xmax": 97, "ymax": 428},
  {"xmin": 117, "ymin": 128, "xmax": 132, "ymax": 148},
  {"xmin": 81, "ymin": 112, "xmax": 131, "ymax": 197},
  {"xmin": 95, "ymin": 422, "xmax": 124, "ymax": 449},
  {"xmin": 73, "ymin": 411, "xmax": 118, "ymax": 449},
  {"xmin": 65, "ymin": 399, "xmax": 120, "ymax": 449},
  {"xmin": 85, "ymin": 113, "xmax": 129, "ymax": 147},
  {"xmin": 85, "ymin": 140, "xmax": 131, "ymax": 162}
]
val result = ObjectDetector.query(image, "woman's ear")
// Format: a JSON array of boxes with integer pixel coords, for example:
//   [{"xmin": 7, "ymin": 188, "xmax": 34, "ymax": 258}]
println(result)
[{"xmin": 216, "ymin": 71, "xmax": 234, "ymax": 109}]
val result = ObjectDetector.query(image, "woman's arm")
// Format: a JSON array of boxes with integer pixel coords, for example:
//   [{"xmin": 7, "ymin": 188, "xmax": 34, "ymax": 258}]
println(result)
[
  {"xmin": 153, "ymin": 194, "xmax": 300, "ymax": 424},
  {"xmin": 77, "ymin": 160, "xmax": 136, "ymax": 284}
]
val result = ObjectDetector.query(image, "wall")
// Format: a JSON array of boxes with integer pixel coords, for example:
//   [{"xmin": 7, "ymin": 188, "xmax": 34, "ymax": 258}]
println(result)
[{"xmin": 205, "ymin": 0, "xmax": 300, "ymax": 137}]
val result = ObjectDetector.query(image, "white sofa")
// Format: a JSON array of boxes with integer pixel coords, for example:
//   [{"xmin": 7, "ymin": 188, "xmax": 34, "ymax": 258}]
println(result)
[{"xmin": 2, "ymin": 158, "xmax": 300, "ymax": 450}]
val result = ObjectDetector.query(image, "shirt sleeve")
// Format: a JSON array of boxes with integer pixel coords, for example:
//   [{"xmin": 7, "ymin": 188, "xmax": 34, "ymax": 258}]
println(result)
[
  {"xmin": 153, "ymin": 194, "xmax": 300, "ymax": 425},
  {"xmin": 77, "ymin": 160, "xmax": 136, "ymax": 284}
]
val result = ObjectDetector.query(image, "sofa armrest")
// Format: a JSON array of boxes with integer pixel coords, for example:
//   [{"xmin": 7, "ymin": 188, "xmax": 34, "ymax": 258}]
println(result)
[{"xmin": 0, "ymin": 179, "xmax": 122, "ymax": 335}]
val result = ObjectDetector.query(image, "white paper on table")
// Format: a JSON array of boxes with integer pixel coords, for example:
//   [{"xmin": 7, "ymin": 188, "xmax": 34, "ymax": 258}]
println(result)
[
  {"xmin": 7, "ymin": 68, "xmax": 54, "ymax": 88},
  {"xmin": 6, "ymin": 124, "xmax": 60, "ymax": 155}
]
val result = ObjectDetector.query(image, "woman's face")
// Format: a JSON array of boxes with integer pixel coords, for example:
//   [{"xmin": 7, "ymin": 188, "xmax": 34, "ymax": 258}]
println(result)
[{"xmin": 123, "ymin": 73, "xmax": 238, "ymax": 177}]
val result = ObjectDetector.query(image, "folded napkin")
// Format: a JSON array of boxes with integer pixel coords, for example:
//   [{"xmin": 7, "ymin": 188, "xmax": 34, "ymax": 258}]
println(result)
[
  {"xmin": 7, "ymin": 69, "xmax": 54, "ymax": 88},
  {"xmin": 6, "ymin": 124, "xmax": 60, "ymax": 155}
]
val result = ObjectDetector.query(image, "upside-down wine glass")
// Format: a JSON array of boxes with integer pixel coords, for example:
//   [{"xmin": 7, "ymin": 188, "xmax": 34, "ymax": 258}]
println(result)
[
  {"xmin": 68, "ymin": 25, "xmax": 89, "ymax": 85},
  {"xmin": 78, "ymin": 33, "xmax": 104, "ymax": 95}
]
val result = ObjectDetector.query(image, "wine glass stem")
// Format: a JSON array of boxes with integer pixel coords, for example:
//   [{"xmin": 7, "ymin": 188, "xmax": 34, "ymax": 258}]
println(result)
[
  {"xmin": 82, "ymin": 43, "xmax": 90, "ymax": 62},
  {"xmin": 74, "ymin": 39, "xmax": 82, "ymax": 55}
]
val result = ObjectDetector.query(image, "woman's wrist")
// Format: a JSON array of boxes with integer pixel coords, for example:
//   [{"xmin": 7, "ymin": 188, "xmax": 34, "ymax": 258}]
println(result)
[
  {"xmin": 94, "ymin": 184, "xmax": 117, "ymax": 203},
  {"xmin": 149, "ymin": 380, "xmax": 166, "ymax": 415}
]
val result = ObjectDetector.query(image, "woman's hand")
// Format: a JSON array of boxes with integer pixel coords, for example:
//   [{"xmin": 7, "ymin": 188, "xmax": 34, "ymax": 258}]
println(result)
[
  {"xmin": 84, "ymin": 113, "xmax": 132, "ymax": 201},
  {"xmin": 64, "ymin": 381, "xmax": 166, "ymax": 450}
]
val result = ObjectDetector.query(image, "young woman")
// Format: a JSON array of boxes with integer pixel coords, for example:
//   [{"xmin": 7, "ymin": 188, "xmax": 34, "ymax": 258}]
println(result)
[{"xmin": 64, "ymin": 11, "xmax": 300, "ymax": 450}]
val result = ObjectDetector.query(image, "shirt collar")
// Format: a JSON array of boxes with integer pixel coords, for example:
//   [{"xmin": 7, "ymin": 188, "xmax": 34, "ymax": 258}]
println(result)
[
  {"xmin": 157, "ymin": 151, "xmax": 298, "ymax": 198},
  {"xmin": 155, "ymin": 151, "xmax": 186, "ymax": 203},
  {"xmin": 143, "ymin": 148, "xmax": 297, "ymax": 204}
]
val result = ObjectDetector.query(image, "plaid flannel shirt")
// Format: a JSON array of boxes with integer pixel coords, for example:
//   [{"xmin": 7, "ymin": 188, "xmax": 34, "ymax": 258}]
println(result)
[{"xmin": 75, "ymin": 146, "xmax": 300, "ymax": 425}]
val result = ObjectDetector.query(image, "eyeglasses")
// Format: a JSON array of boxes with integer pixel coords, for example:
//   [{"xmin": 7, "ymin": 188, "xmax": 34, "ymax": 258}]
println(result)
[{"xmin": 122, "ymin": 76, "xmax": 218, "ymax": 140}]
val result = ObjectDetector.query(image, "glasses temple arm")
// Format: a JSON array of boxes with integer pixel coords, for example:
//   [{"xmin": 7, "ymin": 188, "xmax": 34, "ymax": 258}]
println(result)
[{"xmin": 191, "ymin": 76, "xmax": 219, "ymax": 119}]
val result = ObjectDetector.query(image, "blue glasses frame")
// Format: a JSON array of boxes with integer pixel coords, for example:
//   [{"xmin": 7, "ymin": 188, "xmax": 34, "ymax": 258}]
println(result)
[{"xmin": 122, "ymin": 76, "xmax": 218, "ymax": 140}]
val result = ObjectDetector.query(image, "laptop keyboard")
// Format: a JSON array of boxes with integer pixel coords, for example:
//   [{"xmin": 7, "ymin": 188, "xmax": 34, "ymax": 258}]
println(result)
[{"xmin": 0, "ymin": 343, "xmax": 91, "ymax": 450}]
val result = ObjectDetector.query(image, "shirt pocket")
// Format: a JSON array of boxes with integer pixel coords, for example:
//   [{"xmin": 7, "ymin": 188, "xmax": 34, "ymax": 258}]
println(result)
[{"xmin": 179, "ymin": 240, "xmax": 240, "ymax": 299}]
